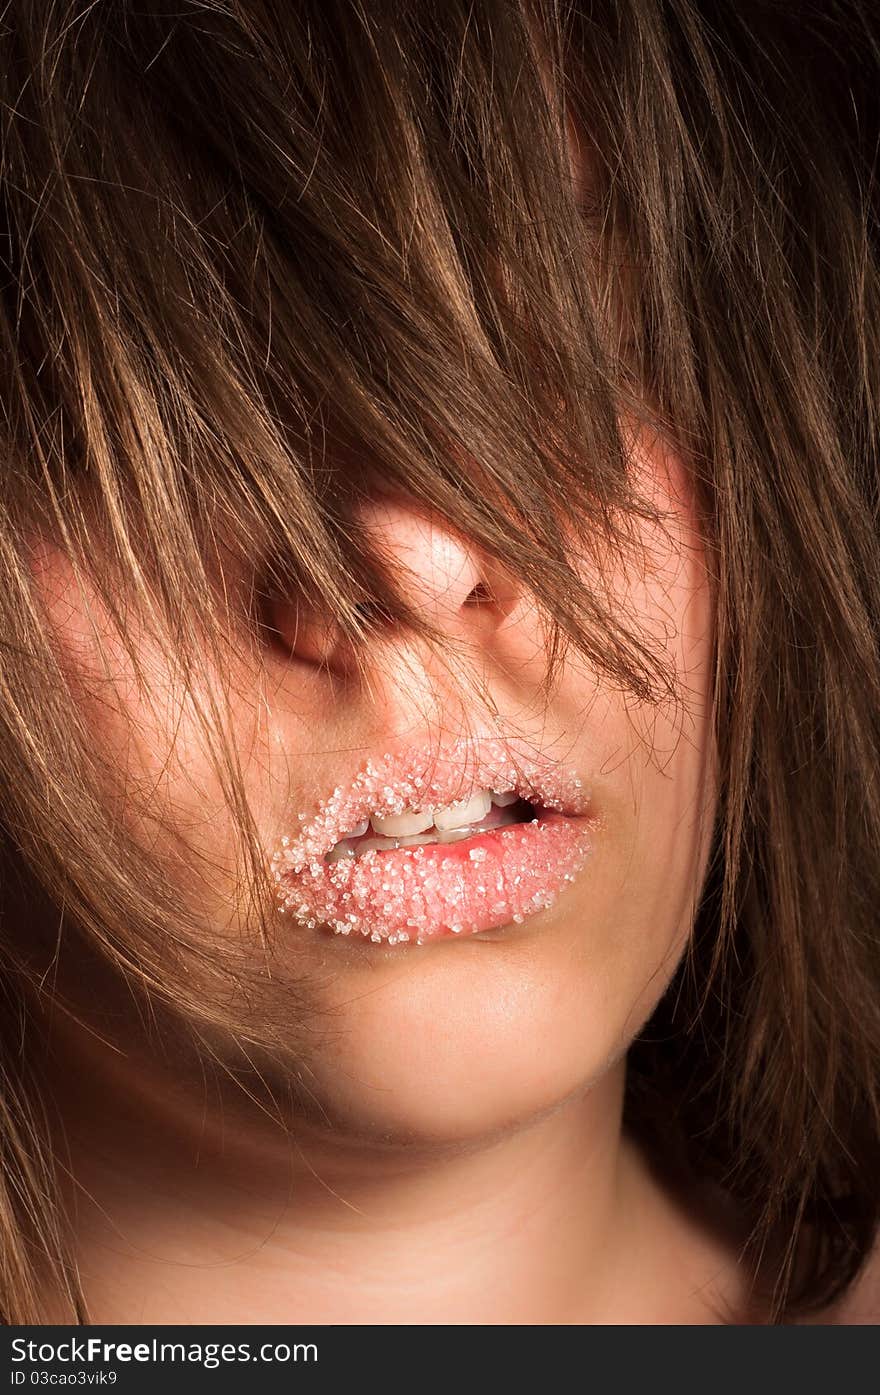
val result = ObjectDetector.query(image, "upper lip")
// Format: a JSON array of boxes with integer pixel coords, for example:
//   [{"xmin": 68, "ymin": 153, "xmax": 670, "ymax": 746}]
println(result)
[{"xmin": 275, "ymin": 735, "xmax": 592, "ymax": 874}]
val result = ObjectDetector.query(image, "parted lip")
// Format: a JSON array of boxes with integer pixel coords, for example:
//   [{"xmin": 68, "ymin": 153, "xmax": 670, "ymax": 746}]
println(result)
[{"xmin": 272, "ymin": 735, "xmax": 592, "ymax": 877}]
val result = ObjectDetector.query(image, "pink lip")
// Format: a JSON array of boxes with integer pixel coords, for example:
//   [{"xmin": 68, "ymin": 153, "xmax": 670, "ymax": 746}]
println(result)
[{"xmin": 271, "ymin": 738, "xmax": 596, "ymax": 945}]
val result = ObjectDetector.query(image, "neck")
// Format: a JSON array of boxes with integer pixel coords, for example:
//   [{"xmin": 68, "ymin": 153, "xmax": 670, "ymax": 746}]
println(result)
[{"xmin": 44, "ymin": 1015, "xmax": 741, "ymax": 1324}]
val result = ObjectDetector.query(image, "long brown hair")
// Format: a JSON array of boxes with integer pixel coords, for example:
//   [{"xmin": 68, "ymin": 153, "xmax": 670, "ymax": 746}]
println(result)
[{"xmin": 0, "ymin": 0, "xmax": 878, "ymax": 1323}]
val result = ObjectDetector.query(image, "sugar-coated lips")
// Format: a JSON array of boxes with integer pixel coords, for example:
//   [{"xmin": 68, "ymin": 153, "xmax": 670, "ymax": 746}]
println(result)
[{"xmin": 272, "ymin": 738, "xmax": 596, "ymax": 945}]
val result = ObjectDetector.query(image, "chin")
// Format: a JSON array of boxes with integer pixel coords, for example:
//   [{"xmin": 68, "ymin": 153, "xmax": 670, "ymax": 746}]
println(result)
[{"xmin": 285, "ymin": 898, "xmax": 678, "ymax": 1150}]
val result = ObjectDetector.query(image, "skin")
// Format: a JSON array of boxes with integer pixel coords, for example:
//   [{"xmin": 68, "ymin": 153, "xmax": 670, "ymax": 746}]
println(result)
[{"xmin": 30, "ymin": 422, "xmax": 768, "ymax": 1325}]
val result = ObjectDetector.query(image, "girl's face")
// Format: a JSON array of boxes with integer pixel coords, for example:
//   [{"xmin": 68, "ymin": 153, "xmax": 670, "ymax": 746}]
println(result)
[{"xmin": 33, "ymin": 427, "xmax": 718, "ymax": 1146}]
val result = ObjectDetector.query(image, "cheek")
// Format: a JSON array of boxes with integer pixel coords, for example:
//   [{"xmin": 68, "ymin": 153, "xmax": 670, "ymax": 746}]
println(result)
[
  {"xmin": 29, "ymin": 541, "xmax": 161, "ymax": 768},
  {"xmin": 623, "ymin": 436, "xmax": 718, "ymax": 875},
  {"xmin": 27, "ymin": 540, "xmax": 257, "ymax": 916},
  {"xmin": 549, "ymin": 435, "xmax": 718, "ymax": 1021}
]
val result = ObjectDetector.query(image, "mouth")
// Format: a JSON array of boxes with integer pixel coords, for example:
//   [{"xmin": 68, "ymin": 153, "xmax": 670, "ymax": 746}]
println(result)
[{"xmin": 272, "ymin": 738, "xmax": 596, "ymax": 946}]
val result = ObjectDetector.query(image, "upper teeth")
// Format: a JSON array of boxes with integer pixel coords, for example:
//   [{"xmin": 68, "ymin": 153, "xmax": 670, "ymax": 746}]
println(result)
[
  {"xmin": 369, "ymin": 789, "xmax": 494, "ymax": 837},
  {"xmin": 369, "ymin": 807, "xmax": 436, "ymax": 837},
  {"xmin": 362, "ymin": 786, "xmax": 510, "ymax": 837},
  {"xmin": 323, "ymin": 789, "xmax": 530, "ymax": 864},
  {"xmin": 433, "ymin": 790, "xmax": 493, "ymax": 830}
]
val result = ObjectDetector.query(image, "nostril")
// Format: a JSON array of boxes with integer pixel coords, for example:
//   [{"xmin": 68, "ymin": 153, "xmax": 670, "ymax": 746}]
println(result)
[
  {"xmin": 256, "ymin": 589, "xmax": 333, "ymax": 665},
  {"xmin": 464, "ymin": 581, "xmax": 494, "ymax": 606}
]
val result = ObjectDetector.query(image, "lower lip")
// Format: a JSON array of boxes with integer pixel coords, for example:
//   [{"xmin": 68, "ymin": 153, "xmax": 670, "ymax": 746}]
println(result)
[{"xmin": 277, "ymin": 812, "xmax": 593, "ymax": 944}]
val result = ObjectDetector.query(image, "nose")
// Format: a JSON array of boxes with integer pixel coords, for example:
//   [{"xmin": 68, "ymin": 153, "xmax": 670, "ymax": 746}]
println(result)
[
  {"xmin": 276, "ymin": 496, "xmax": 520, "ymax": 670},
  {"xmin": 358, "ymin": 495, "xmax": 519, "ymax": 627}
]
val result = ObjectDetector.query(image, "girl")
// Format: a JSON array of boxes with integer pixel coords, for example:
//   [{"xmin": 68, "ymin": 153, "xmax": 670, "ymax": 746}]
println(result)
[{"xmin": 1, "ymin": 0, "xmax": 878, "ymax": 1324}]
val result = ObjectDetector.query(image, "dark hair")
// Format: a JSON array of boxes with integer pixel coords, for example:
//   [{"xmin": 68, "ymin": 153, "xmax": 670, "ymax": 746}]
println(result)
[{"xmin": 0, "ymin": 0, "xmax": 878, "ymax": 1323}]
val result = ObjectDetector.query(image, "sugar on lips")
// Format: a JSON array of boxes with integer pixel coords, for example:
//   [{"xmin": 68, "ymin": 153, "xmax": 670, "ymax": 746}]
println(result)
[{"xmin": 271, "ymin": 738, "xmax": 595, "ymax": 946}]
